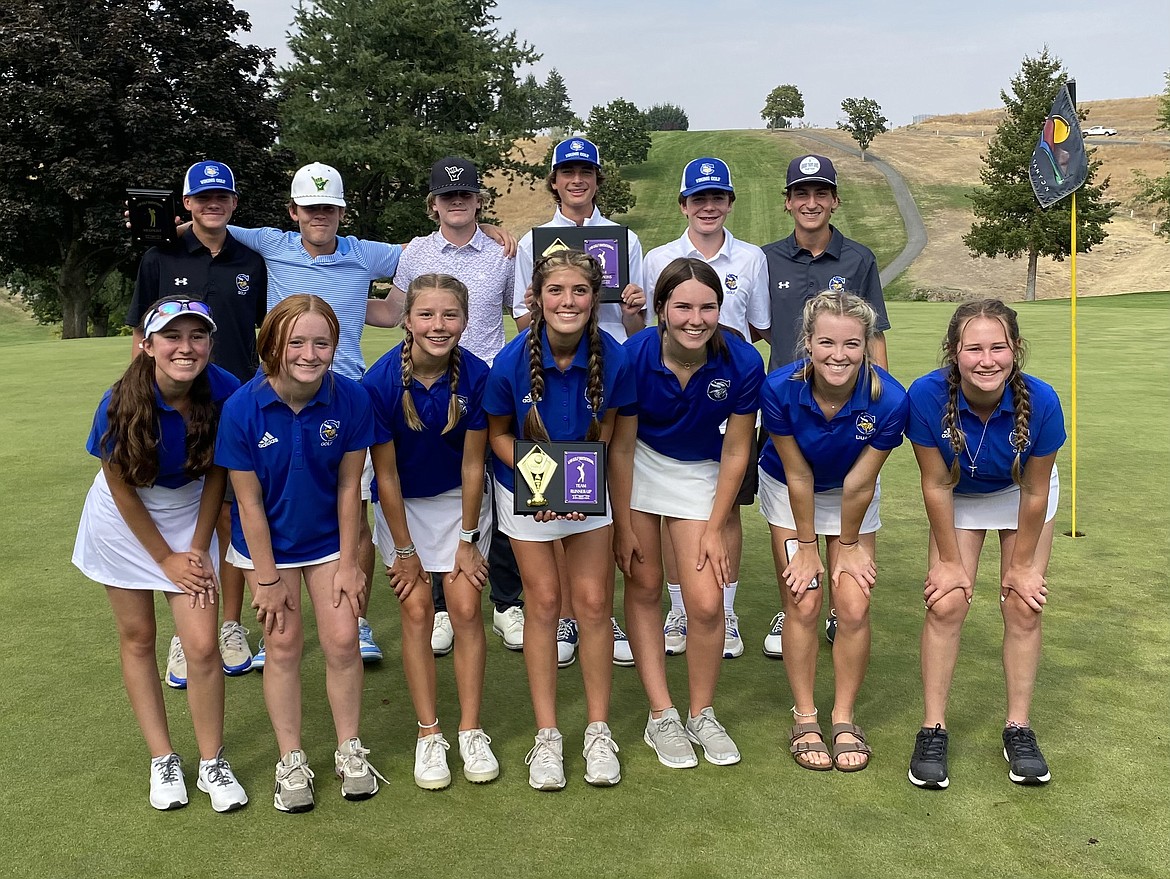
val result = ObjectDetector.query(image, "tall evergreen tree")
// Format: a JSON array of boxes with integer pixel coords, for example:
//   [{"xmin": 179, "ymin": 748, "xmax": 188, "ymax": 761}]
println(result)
[
  {"xmin": 279, "ymin": 0, "xmax": 541, "ymax": 241},
  {"xmin": 964, "ymin": 49, "xmax": 1114, "ymax": 300},
  {"xmin": 0, "ymin": 0, "xmax": 287, "ymax": 337},
  {"xmin": 538, "ymin": 68, "xmax": 578, "ymax": 133}
]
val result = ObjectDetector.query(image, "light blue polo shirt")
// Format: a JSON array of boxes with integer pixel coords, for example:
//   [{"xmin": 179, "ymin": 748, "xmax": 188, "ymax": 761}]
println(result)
[
  {"xmin": 227, "ymin": 225, "xmax": 402, "ymax": 380},
  {"xmin": 88, "ymin": 364, "xmax": 240, "ymax": 489},
  {"xmin": 620, "ymin": 327, "xmax": 764, "ymax": 462},
  {"xmin": 363, "ymin": 344, "xmax": 490, "ymax": 499},
  {"xmin": 760, "ymin": 361, "xmax": 908, "ymax": 491},
  {"xmin": 215, "ymin": 372, "xmax": 374, "ymax": 564},
  {"xmin": 906, "ymin": 368, "xmax": 1065, "ymax": 494},
  {"xmin": 484, "ymin": 327, "xmax": 635, "ymax": 491}
]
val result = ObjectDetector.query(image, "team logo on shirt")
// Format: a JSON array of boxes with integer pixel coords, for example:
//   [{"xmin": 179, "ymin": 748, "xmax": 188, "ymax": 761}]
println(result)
[
  {"xmin": 941, "ymin": 427, "xmax": 953, "ymax": 439},
  {"xmin": 707, "ymin": 379, "xmax": 730, "ymax": 402},
  {"xmin": 319, "ymin": 420, "xmax": 340, "ymax": 446},
  {"xmin": 456, "ymin": 395, "xmax": 469, "ymax": 417},
  {"xmin": 522, "ymin": 392, "xmax": 534, "ymax": 404},
  {"xmin": 174, "ymin": 277, "xmax": 189, "ymax": 286},
  {"xmin": 855, "ymin": 413, "xmax": 876, "ymax": 440},
  {"xmin": 828, "ymin": 276, "xmax": 847, "ymax": 293},
  {"xmin": 724, "ymin": 273, "xmax": 738, "ymax": 292},
  {"xmin": 1007, "ymin": 429, "xmax": 1031, "ymax": 452},
  {"xmin": 236, "ymin": 274, "xmax": 250, "ymax": 295},
  {"xmin": 776, "ymin": 281, "xmax": 790, "ymax": 290},
  {"xmin": 582, "ymin": 389, "xmax": 606, "ymax": 410},
  {"xmin": 257, "ymin": 432, "xmax": 279, "ymax": 449}
]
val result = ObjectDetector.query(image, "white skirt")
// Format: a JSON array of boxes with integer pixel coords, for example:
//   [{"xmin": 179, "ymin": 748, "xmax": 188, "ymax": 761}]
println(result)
[
  {"xmin": 494, "ymin": 480, "xmax": 611, "ymax": 542},
  {"xmin": 954, "ymin": 467, "xmax": 1059, "ymax": 531},
  {"xmin": 372, "ymin": 485, "xmax": 493, "ymax": 572},
  {"xmin": 630, "ymin": 440, "xmax": 719, "ymax": 521},
  {"xmin": 72, "ymin": 470, "xmax": 219, "ymax": 593},
  {"xmin": 758, "ymin": 468, "xmax": 882, "ymax": 534}
]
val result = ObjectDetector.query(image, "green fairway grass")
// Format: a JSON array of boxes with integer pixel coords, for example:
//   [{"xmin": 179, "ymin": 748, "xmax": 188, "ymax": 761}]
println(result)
[{"xmin": 1, "ymin": 293, "xmax": 1166, "ymax": 878}]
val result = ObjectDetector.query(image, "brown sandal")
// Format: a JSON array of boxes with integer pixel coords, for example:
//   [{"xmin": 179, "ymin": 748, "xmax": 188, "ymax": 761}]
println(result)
[
  {"xmin": 789, "ymin": 722, "xmax": 833, "ymax": 771},
  {"xmin": 830, "ymin": 722, "xmax": 872, "ymax": 772}
]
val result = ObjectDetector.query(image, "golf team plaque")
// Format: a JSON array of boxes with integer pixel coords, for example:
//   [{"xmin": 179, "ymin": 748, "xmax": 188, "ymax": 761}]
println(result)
[
  {"xmin": 530, "ymin": 226, "xmax": 630, "ymax": 303},
  {"xmin": 127, "ymin": 188, "xmax": 179, "ymax": 247},
  {"xmin": 513, "ymin": 440, "xmax": 608, "ymax": 516}
]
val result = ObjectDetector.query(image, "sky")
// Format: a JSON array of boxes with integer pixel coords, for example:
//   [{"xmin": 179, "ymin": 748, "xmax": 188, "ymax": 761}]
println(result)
[{"xmin": 233, "ymin": 0, "xmax": 1168, "ymax": 130}]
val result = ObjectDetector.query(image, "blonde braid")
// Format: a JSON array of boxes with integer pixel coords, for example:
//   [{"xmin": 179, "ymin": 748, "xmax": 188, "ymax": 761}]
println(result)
[
  {"xmin": 400, "ymin": 333, "xmax": 424, "ymax": 432},
  {"xmin": 443, "ymin": 346, "xmax": 463, "ymax": 435},
  {"xmin": 942, "ymin": 365, "xmax": 966, "ymax": 486},
  {"xmin": 1008, "ymin": 369, "xmax": 1032, "ymax": 485},
  {"xmin": 584, "ymin": 312, "xmax": 605, "ymax": 442},
  {"xmin": 523, "ymin": 314, "xmax": 551, "ymax": 443}
]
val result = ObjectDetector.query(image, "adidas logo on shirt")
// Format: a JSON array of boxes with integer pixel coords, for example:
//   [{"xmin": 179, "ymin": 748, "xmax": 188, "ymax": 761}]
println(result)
[{"xmin": 257, "ymin": 432, "xmax": 279, "ymax": 448}]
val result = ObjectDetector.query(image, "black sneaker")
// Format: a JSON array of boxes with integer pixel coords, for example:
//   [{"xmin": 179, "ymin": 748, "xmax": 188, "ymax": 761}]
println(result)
[
  {"xmin": 909, "ymin": 725, "xmax": 950, "ymax": 789},
  {"xmin": 825, "ymin": 609, "xmax": 838, "ymax": 645},
  {"xmin": 1002, "ymin": 726, "xmax": 1051, "ymax": 785}
]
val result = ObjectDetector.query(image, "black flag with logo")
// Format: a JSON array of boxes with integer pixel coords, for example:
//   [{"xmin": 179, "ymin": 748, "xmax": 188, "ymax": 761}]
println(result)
[{"xmin": 1029, "ymin": 83, "xmax": 1088, "ymax": 209}]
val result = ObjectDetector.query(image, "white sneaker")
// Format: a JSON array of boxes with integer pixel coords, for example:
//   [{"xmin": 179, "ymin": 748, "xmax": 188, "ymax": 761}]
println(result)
[
  {"xmin": 197, "ymin": 747, "xmax": 248, "ymax": 812},
  {"xmin": 556, "ymin": 618, "xmax": 578, "ymax": 668},
  {"xmin": 165, "ymin": 636, "xmax": 187, "ymax": 689},
  {"xmin": 458, "ymin": 729, "xmax": 500, "ymax": 784},
  {"xmin": 149, "ymin": 752, "xmax": 188, "ymax": 810},
  {"xmin": 763, "ymin": 611, "xmax": 785, "ymax": 659},
  {"xmin": 431, "ymin": 611, "xmax": 454, "ymax": 656},
  {"xmin": 525, "ymin": 728, "xmax": 566, "ymax": 791},
  {"xmin": 493, "ymin": 606, "xmax": 525, "ymax": 651},
  {"xmin": 663, "ymin": 609, "xmax": 688, "ymax": 655},
  {"xmin": 413, "ymin": 733, "xmax": 452, "ymax": 790},
  {"xmin": 723, "ymin": 611, "xmax": 744, "ymax": 659},
  {"xmin": 357, "ymin": 617, "xmax": 383, "ymax": 663},
  {"xmin": 612, "ymin": 618, "xmax": 635, "ymax": 667},
  {"xmin": 334, "ymin": 736, "xmax": 387, "ymax": 800},
  {"xmin": 685, "ymin": 707, "xmax": 741, "ymax": 765},
  {"xmin": 643, "ymin": 708, "xmax": 699, "ymax": 769},
  {"xmin": 274, "ymin": 750, "xmax": 315, "ymax": 813},
  {"xmin": 219, "ymin": 621, "xmax": 253, "ymax": 675},
  {"xmin": 582, "ymin": 721, "xmax": 621, "ymax": 786}
]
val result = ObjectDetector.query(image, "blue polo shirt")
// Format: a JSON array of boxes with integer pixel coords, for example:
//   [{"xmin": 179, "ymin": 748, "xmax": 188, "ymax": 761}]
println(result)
[
  {"xmin": 906, "ymin": 368, "xmax": 1065, "ymax": 494},
  {"xmin": 761, "ymin": 226, "xmax": 890, "ymax": 370},
  {"xmin": 88, "ymin": 364, "xmax": 240, "ymax": 488},
  {"xmin": 484, "ymin": 327, "xmax": 635, "ymax": 491},
  {"xmin": 620, "ymin": 327, "xmax": 764, "ymax": 461},
  {"xmin": 363, "ymin": 344, "xmax": 490, "ymax": 499},
  {"xmin": 215, "ymin": 372, "xmax": 374, "ymax": 564},
  {"xmin": 760, "ymin": 361, "xmax": 908, "ymax": 491}
]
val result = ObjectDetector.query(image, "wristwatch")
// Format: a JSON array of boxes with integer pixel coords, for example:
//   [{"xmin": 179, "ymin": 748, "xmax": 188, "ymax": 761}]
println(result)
[{"xmin": 459, "ymin": 528, "xmax": 480, "ymax": 544}]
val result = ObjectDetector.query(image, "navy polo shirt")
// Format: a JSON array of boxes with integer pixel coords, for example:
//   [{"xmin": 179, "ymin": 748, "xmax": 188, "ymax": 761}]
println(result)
[
  {"xmin": 906, "ymin": 368, "xmax": 1065, "ymax": 494},
  {"xmin": 484, "ymin": 327, "xmax": 635, "ymax": 491},
  {"xmin": 761, "ymin": 226, "xmax": 890, "ymax": 370},
  {"xmin": 363, "ymin": 344, "xmax": 490, "ymax": 499},
  {"xmin": 620, "ymin": 328, "xmax": 764, "ymax": 461},
  {"xmin": 760, "ymin": 361, "xmax": 908, "ymax": 491},
  {"xmin": 128, "ymin": 229, "xmax": 268, "ymax": 383},
  {"xmin": 88, "ymin": 364, "xmax": 240, "ymax": 488},
  {"xmin": 215, "ymin": 372, "xmax": 374, "ymax": 565}
]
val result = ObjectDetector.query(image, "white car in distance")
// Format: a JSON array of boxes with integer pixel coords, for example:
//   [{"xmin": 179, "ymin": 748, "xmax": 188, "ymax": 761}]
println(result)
[{"xmin": 1083, "ymin": 125, "xmax": 1117, "ymax": 137}]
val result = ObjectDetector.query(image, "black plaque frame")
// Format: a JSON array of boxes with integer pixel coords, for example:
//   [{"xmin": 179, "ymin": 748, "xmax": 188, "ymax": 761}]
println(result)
[
  {"xmin": 127, "ymin": 188, "xmax": 179, "ymax": 247},
  {"xmin": 512, "ymin": 440, "xmax": 608, "ymax": 516},
  {"xmin": 531, "ymin": 226, "xmax": 630, "ymax": 303}
]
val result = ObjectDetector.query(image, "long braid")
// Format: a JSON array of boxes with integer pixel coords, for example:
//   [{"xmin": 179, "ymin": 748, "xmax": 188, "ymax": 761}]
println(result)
[
  {"xmin": 400, "ymin": 331, "xmax": 424, "ymax": 432},
  {"xmin": 443, "ymin": 346, "xmax": 463, "ymax": 435},
  {"xmin": 1008, "ymin": 368, "xmax": 1032, "ymax": 485},
  {"xmin": 584, "ymin": 311, "xmax": 605, "ymax": 442},
  {"xmin": 942, "ymin": 364, "xmax": 966, "ymax": 486},
  {"xmin": 523, "ymin": 311, "xmax": 551, "ymax": 443}
]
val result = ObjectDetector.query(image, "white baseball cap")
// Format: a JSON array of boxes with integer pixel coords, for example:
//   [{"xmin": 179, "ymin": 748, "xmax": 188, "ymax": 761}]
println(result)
[{"xmin": 290, "ymin": 162, "xmax": 346, "ymax": 207}]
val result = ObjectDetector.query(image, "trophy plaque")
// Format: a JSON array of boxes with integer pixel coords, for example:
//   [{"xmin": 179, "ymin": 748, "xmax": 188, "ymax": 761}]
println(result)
[
  {"xmin": 530, "ymin": 226, "xmax": 630, "ymax": 303},
  {"xmin": 513, "ymin": 440, "xmax": 608, "ymax": 516},
  {"xmin": 127, "ymin": 188, "xmax": 179, "ymax": 247}
]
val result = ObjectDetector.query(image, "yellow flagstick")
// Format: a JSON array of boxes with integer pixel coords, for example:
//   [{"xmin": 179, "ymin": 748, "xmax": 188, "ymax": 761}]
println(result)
[{"xmin": 1067, "ymin": 192, "xmax": 1083, "ymax": 537}]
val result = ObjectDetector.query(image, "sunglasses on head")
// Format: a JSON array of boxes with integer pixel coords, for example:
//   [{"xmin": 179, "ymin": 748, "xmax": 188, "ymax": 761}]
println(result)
[{"xmin": 150, "ymin": 299, "xmax": 213, "ymax": 319}]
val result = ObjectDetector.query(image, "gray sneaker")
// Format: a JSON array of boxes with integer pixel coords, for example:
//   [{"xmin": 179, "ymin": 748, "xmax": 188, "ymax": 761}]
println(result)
[
  {"xmin": 274, "ymin": 750, "xmax": 315, "ymax": 813},
  {"xmin": 644, "ymin": 708, "xmax": 699, "ymax": 769},
  {"xmin": 685, "ymin": 707, "xmax": 741, "ymax": 765},
  {"xmin": 334, "ymin": 737, "xmax": 386, "ymax": 801},
  {"xmin": 582, "ymin": 721, "xmax": 621, "ymax": 786}
]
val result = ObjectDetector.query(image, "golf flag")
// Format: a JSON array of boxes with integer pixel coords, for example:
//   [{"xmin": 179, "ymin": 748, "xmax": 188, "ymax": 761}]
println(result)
[{"xmin": 1029, "ymin": 83, "xmax": 1088, "ymax": 208}]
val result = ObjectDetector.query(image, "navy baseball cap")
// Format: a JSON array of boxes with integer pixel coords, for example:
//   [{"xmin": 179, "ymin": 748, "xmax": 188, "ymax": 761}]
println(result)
[
  {"xmin": 430, "ymin": 157, "xmax": 481, "ymax": 195},
  {"xmin": 183, "ymin": 161, "xmax": 236, "ymax": 196},
  {"xmin": 552, "ymin": 137, "xmax": 601, "ymax": 169},
  {"xmin": 786, "ymin": 155, "xmax": 837, "ymax": 189},
  {"xmin": 680, "ymin": 157, "xmax": 734, "ymax": 197}
]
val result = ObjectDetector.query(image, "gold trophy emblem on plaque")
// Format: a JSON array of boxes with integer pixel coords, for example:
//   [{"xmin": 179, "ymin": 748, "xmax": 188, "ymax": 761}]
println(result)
[{"xmin": 517, "ymin": 445, "xmax": 558, "ymax": 507}]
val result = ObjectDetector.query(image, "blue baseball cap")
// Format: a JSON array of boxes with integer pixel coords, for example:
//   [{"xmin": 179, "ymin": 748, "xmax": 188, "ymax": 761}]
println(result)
[
  {"xmin": 183, "ymin": 161, "xmax": 236, "ymax": 196},
  {"xmin": 786, "ymin": 155, "xmax": 837, "ymax": 189},
  {"xmin": 680, "ymin": 157, "xmax": 734, "ymax": 197},
  {"xmin": 552, "ymin": 137, "xmax": 601, "ymax": 169}
]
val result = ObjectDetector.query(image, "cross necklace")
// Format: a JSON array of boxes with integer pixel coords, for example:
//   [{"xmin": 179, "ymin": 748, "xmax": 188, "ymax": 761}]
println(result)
[{"xmin": 964, "ymin": 419, "xmax": 991, "ymax": 477}]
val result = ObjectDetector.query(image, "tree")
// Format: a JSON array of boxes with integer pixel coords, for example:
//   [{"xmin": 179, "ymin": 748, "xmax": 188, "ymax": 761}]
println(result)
[
  {"xmin": 761, "ymin": 84, "xmax": 805, "ymax": 130},
  {"xmin": 595, "ymin": 162, "xmax": 636, "ymax": 217},
  {"xmin": 586, "ymin": 98, "xmax": 652, "ymax": 167},
  {"xmin": 963, "ymin": 49, "xmax": 1114, "ymax": 300},
  {"xmin": 644, "ymin": 103, "xmax": 689, "ymax": 131},
  {"xmin": 1135, "ymin": 71, "xmax": 1170, "ymax": 238},
  {"xmin": 837, "ymin": 97, "xmax": 888, "ymax": 159},
  {"xmin": 536, "ymin": 68, "xmax": 578, "ymax": 133},
  {"xmin": 0, "ymin": 0, "xmax": 288, "ymax": 338},
  {"xmin": 279, "ymin": 0, "xmax": 542, "ymax": 242}
]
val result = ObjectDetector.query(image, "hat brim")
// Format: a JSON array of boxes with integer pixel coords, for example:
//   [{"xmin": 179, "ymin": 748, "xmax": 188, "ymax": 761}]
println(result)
[
  {"xmin": 185, "ymin": 186, "xmax": 237, "ymax": 196},
  {"xmin": 785, "ymin": 176, "xmax": 837, "ymax": 190},
  {"xmin": 429, "ymin": 184, "xmax": 481, "ymax": 196},
  {"xmin": 292, "ymin": 195, "xmax": 346, "ymax": 207},
  {"xmin": 680, "ymin": 183, "xmax": 735, "ymax": 198},
  {"xmin": 144, "ymin": 311, "xmax": 218, "ymax": 338}
]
